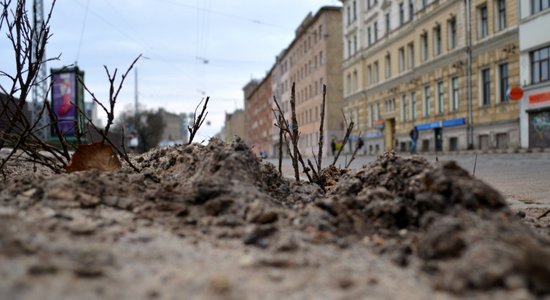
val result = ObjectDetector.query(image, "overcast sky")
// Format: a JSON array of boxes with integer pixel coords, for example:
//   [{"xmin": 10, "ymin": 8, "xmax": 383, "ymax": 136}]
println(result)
[{"xmin": 1, "ymin": 0, "xmax": 341, "ymax": 141}]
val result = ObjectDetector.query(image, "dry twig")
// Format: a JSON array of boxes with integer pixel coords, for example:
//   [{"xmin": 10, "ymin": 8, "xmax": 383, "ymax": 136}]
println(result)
[
  {"xmin": 332, "ymin": 111, "xmax": 354, "ymax": 167},
  {"xmin": 188, "ymin": 97, "xmax": 210, "ymax": 145}
]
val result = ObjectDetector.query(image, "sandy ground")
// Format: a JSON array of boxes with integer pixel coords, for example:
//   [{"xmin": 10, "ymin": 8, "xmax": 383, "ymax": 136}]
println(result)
[{"xmin": 0, "ymin": 141, "xmax": 549, "ymax": 300}]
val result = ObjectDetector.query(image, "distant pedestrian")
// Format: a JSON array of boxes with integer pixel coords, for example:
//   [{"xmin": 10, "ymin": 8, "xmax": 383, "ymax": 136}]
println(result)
[
  {"xmin": 409, "ymin": 126, "xmax": 419, "ymax": 154},
  {"xmin": 331, "ymin": 138, "xmax": 336, "ymax": 156},
  {"xmin": 357, "ymin": 137, "xmax": 364, "ymax": 149}
]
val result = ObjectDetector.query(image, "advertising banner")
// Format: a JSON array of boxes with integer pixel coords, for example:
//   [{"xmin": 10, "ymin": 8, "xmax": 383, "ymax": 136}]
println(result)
[{"xmin": 51, "ymin": 72, "xmax": 77, "ymax": 135}]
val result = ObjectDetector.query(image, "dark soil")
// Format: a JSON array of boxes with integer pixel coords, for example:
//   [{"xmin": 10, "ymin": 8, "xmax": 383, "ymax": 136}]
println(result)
[{"xmin": 0, "ymin": 138, "xmax": 549, "ymax": 299}]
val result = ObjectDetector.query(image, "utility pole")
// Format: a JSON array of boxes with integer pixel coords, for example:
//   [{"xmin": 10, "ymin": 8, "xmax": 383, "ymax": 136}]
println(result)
[
  {"xmin": 465, "ymin": 0, "xmax": 474, "ymax": 150},
  {"xmin": 32, "ymin": 0, "xmax": 49, "ymax": 139}
]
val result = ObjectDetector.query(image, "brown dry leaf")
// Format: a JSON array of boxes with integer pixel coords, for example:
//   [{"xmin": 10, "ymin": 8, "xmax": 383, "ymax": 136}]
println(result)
[{"xmin": 66, "ymin": 143, "xmax": 122, "ymax": 173}]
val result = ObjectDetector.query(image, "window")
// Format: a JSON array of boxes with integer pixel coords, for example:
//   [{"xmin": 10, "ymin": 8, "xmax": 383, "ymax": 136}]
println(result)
[
  {"xmin": 407, "ymin": 43, "xmax": 415, "ymax": 69},
  {"xmin": 352, "ymin": 70, "xmax": 358, "ymax": 91},
  {"xmin": 347, "ymin": 6, "xmax": 351, "ymax": 25},
  {"xmin": 374, "ymin": 21, "xmax": 378, "ymax": 41},
  {"xmin": 385, "ymin": 13, "xmax": 391, "ymax": 35},
  {"xmin": 479, "ymin": 5, "xmax": 489, "ymax": 39},
  {"xmin": 347, "ymin": 74, "xmax": 352, "ymax": 94},
  {"xmin": 421, "ymin": 32, "xmax": 429, "ymax": 61},
  {"xmin": 369, "ymin": 104, "xmax": 374, "ymax": 127},
  {"xmin": 409, "ymin": 0, "xmax": 414, "ymax": 21},
  {"xmin": 424, "ymin": 85, "xmax": 431, "ymax": 117},
  {"xmin": 411, "ymin": 91, "xmax": 417, "ymax": 121},
  {"xmin": 422, "ymin": 0, "xmax": 428, "ymax": 8},
  {"xmin": 448, "ymin": 17, "xmax": 457, "ymax": 50},
  {"xmin": 368, "ymin": 27, "xmax": 372, "ymax": 46},
  {"xmin": 437, "ymin": 81, "xmax": 445, "ymax": 114},
  {"xmin": 399, "ymin": 47, "xmax": 405, "ymax": 72},
  {"xmin": 433, "ymin": 25, "xmax": 441, "ymax": 56},
  {"xmin": 532, "ymin": 0, "xmax": 550, "ymax": 14},
  {"xmin": 402, "ymin": 95, "xmax": 408, "ymax": 121},
  {"xmin": 385, "ymin": 53, "xmax": 392, "ymax": 79},
  {"xmin": 481, "ymin": 68, "xmax": 491, "ymax": 106},
  {"xmin": 367, "ymin": 65, "xmax": 373, "ymax": 85},
  {"xmin": 499, "ymin": 63, "xmax": 509, "ymax": 103},
  {"xmin": 374, "ymin": 61, "xmax": 379, "ymax": 83},
  {"xmin": 531, "ymin": 46, "xmax": 550, "ymax": 84},
  {"xmin": 348, "ymin": 39, "xmax": 352, "ymax": 57},
  {"xmin": 451, "ymin": 77, "xmax": 459, "ymax": 111},
  {"xmin": 320, "ymin": 51, "xmax": 324, "ymax": 65},
  {"xmin": 399, "ymin": 2, "xmax": 405, "ymax": 26},
  {"xmin": 353, "ymin": 1, "xmax": 357, "ymax": 21},
  {"xmin": 496, "ymin": 0, "xmax": 506, "ymax": 31},
  {"xmin": 353, "ymin": 35, "xmax": 358, "ymax": 53}
]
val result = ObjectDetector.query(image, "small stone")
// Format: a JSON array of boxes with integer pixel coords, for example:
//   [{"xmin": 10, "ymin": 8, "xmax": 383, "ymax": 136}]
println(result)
[
  {"xmin": 73, "ymin": 267, "xmax": 104, "ymax": 278},
  {"xmin": 21, "ymin": 188, "xmax": 38, "ymax": 198},
  {"xmin": 117, "ymin": 197, "xmax": 134, "ymax": 210},
  {"xmin": 79, "ymin": 193, "xmax": 100, "ymax": 208},
  {"xmin": 243, "ymin": 225, "xmax": 277, "ymax": 248},
  {"xmin": 209, "ymin": 274, "xmax": 231, "ymax": 294},
  {"xmin": 46, "ymin": 188, "xmax": 75, "ymax": 201},
  {"xmin": 28, "ymin": 263, "xmax": 58, "ymax": 275},
  {"xmin": 68, "ymin": 221, "xmax": 97, "ymax": 235},
  {"xmin": 103, "ymin": 196, "xmax": 118, "ymax": 207},
  {"xmin": 0, "ymin": 207, "xmax": 16, "ymax": 217},
  {"xmin": 266, "ymin": 270, "xmax": 284, "ymax": 282},
  {"xmin": 338, "ymin": 277, "xmax": 354, "ymax": 289},
  {"xmin": 238, "ymin": 255, "xmax": 256, "ymax": 268}
]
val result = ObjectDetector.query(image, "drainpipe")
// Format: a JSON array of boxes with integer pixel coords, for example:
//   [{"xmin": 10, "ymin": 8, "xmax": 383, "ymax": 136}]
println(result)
[{"xmin": 465, "ymin": 0, "xmax": 474, "ymax": 150}]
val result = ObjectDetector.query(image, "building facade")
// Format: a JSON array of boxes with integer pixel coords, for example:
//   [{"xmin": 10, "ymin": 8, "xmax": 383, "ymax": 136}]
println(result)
[
  {"xmin": 223, "ymin": 109, "xmax": 246, "ymax": 144},
  {"xmin": 519, "ymin": 1, "xmax": 550, "ymax": 148},
  {"xmin": 245, "ymin": 71, "xmax": 273, "ymax": 157},
  {"xmin": 341, "ymin": 0, "xmax": 520, "ymax": 153},
  {"xmin": 272, "ymin": 6, "xmax": 344, "ymax": 157}
]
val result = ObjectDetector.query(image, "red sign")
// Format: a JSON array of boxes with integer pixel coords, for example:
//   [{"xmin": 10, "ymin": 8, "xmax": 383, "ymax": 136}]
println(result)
[
  {"xmin": 529, "ymin": 91, "xmax": 550, "ymax": 104},
  {"xmin": 507, "ymin": 87, "xmax": 524, "ymax": 101}
]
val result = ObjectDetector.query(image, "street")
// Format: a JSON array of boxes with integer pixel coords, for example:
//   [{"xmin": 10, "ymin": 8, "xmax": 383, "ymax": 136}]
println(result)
[{"xmin": 266, "ymin": 151, "xmax": 550, "ymax": 211}]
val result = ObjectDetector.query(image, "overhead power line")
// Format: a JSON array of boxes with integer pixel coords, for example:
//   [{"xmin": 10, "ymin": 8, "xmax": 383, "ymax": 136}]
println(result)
[{"xmin": 157, "ymin": 0, "xmax": 291, "ymax": 30}]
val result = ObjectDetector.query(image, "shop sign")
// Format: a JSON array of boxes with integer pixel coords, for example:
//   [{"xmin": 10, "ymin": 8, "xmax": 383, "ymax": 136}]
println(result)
[{"xmin": 529, "ymin": 91, "xmax": 550, "ymax": 105}]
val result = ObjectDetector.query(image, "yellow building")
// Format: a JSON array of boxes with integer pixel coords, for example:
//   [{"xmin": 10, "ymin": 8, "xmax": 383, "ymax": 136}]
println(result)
[
  {"xmin": 341, "ymin": 0, "xmax": 520, "ymax": 153},
  {"xmin": 272, "ymin": 6, "xmax": 344, "ymax": 157}
]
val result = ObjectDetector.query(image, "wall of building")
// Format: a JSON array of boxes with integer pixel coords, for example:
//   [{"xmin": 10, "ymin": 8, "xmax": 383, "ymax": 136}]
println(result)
[
  {"xmin": 270, "ymin": 6, "xmax": 344, "ymax": 157},
  {"xmin": 245, "ymin": 73, "xmax": 273, "ymax": 157},
  {"xmin": 224, "ymin": 109, "xmax": 246, "ymax": 144},
  {"xmin": 519, "ymin": 2, "xmax": 550, "ymax": 148},
  {"xmin": 342, "ymin": 0, "xmax": 521, "ymax": 153}
]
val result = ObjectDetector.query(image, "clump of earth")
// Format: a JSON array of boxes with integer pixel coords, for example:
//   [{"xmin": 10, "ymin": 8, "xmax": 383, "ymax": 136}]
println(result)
[{"xmin": 0, "ymin": 138, "xmax": 549, "ymax": 299}]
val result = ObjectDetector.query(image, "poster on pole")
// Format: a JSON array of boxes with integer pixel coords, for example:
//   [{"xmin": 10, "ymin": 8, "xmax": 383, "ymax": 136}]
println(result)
[{"xmin": 50, "ymin": 67, "xmax": 85, "ymax": 140}]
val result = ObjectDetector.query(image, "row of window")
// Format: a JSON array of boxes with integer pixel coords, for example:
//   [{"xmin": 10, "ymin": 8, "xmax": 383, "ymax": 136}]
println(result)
[
  {"xmin": 296, "ymin": 77, "xmax": 325, "ymax": 105},
  {"xmin": 279, "ymin": 24, "xmax": 324, "ymax": 75},
  {"xmin": 532, "ymin": 0, "xmax": 550, "ymax": 14},
  {"xmin": 361, "ymin": 63, "xmax": 509, "ymax": 127},
  {"xmin": 281, "ymin": 50, "xmax": 325, "ymax": 95},
  {"xmin": 349, "ymin": 0, "xmax": 508, "ymax": 61}
]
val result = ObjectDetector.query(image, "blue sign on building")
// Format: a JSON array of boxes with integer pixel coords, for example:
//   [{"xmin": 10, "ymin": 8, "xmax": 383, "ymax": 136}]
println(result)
[{"xmin": 416, "ymin": 118, "xmax": 465, "ymax": 131}]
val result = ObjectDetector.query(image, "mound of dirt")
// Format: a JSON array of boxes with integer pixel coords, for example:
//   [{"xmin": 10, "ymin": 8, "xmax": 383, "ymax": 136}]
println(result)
[{"xmin": 1, "ymin": 138, "xmax": 549, "ymax": 298}]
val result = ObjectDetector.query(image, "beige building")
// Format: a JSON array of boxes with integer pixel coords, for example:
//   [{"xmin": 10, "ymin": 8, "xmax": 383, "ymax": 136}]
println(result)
[
  {"xmin": 223, "ymin": 109, "xmax": 246, "ymax": 144},
  {"xmin": 341, "ymin": 0, "xmax": 520, "ymax": 153},
  {"xmin": 272, "ymin": 6, "xmax": 344, "ymax": 157}
]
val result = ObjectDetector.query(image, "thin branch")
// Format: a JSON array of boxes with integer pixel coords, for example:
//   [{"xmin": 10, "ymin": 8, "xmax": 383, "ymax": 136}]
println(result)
[
  {"xmin": 332, "ymin": 111, "xmax": 354, "ymax": 167},
  {"xmin": 187, "ymin": 97, "xmax": 210, "ymax": 145},
  {"xmin": 345, "ymin": 132, "xmax": 362, "ymax": 168},
  {"xmin": 317, "ymin": 84, "xmax": 326, "ymax": 174}
]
